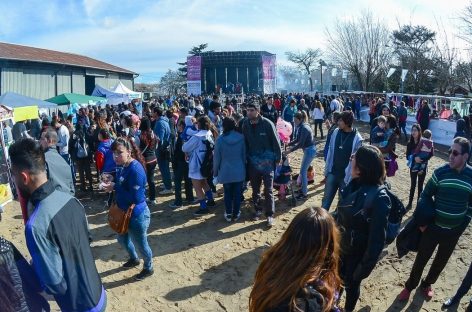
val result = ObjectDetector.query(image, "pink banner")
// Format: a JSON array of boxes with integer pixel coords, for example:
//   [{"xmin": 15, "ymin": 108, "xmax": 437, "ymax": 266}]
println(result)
[
  {"xmin": 187, "ymin": 56, "xmax": 202, "ymax": 81},
  {"xmin": 262, "ymin": 55, "xmax": 276, "ymax": 80}
]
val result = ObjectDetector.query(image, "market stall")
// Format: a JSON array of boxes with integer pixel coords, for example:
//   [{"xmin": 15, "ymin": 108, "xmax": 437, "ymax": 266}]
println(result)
[
  {"xmin": 46, "ymin": 93, "xmax": 108, "ymax": 114},
  {"xmin": 111, "ymin": 81, "xmax": 142, "ymax": 100},
  {"xmin": 0, "ymin": 92, "xmax": 57, "ymax": 119},
  {"xmin": 0, "ymin": 105, "xmax": 15, "ymax": 211},
  {"xmin": 92, "ymin": 84, "xmax": 129, "ymax": 105}
]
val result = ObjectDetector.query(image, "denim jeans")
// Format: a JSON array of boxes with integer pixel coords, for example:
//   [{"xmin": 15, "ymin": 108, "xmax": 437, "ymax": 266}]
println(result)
[
  {"xmin": 300, "ymin": 145, "xmax": 316, "ymax": 196},
  {"xmin": 157, "ymin": 158, "xmax": 172, "ymax": 190},
  {"xmin": 117, "ymin": 207, "xmax": 153, "ymax": 270},
  {"xmin": 145, "ymin": 161, "xmax": 157, "ymax": 200},
  {"xmin": 223, "ymin": 181, "xmax": 243, "ymax": 216},
  {"xmin": 249, "ymin": 166, "xmax": 275, "ymax": 217},
  {"xmin": 173, "ymin": 160, "xmax": 194, "ymax": 205},
  {"xmin": 321, "ymin": 173, "xmax": 345, "ymax": 210}
]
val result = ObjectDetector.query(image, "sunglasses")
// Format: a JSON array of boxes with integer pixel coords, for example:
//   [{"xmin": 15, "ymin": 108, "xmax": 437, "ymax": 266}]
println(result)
[{"xmin": 448, "ymin": 149, "xmax": 463, "ymax": 157}]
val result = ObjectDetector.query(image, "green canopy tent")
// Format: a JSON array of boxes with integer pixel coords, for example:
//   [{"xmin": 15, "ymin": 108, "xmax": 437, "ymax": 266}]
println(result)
[{"xmin": 46, "ymin": 93, "xmax": 108, "ymax": 106}]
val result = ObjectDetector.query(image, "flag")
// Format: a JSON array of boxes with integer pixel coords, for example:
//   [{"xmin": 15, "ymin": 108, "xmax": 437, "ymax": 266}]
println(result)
[{"xmin": 401, "ymin": 69, "xmax": 408, "ymax": 82}]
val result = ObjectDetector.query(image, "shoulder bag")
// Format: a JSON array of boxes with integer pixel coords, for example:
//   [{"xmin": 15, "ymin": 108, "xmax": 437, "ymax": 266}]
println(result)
[{"xmin": 108, "ymin": 202, "xmax": 136, "ymax": 234}]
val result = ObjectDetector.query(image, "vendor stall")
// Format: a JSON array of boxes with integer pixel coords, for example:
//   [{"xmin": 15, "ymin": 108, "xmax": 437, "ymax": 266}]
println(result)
[
  {"xmin": 92, "ymin": 84, "xmax": 129, "ymax": 105},
  {"xmin": 0, "ymin": 105, "xmax": 15, "ymax": 210},
  {"xmin": 111, "ymin": 81, "xmax": 142, "ymax": 100}
]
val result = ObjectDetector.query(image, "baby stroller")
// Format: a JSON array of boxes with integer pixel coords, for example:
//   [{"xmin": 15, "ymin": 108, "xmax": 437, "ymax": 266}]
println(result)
[{"xmin": 274, "ymin": 155, "xmax": 297, "ymax": 207}]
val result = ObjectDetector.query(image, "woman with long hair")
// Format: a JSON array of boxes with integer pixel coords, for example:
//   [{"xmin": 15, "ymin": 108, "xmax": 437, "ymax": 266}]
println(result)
[
  {"xmin": 287, "ymin": 111, "xmax": 317, "ymax": 200},
  {"xmin": 405, "ymin": 123, "xmax": 432, "ymax": 210},
  {"xmin": 335, "ymin": 145, "xmax": 390, "ymax": 312},
  {"xmin": 139, "ymin": 117, "xmax": 158, "ymax": 205},
  {"xmin": 182, "ymin": 116, "xmax": 216, "ymax": 216},
  {"xmin": 249, "ymin": 207, "xmax": 341, "ymax": 312},
  {"xmin": 102, "ymin": 137, "xmax": 153, "ymax": 281}
]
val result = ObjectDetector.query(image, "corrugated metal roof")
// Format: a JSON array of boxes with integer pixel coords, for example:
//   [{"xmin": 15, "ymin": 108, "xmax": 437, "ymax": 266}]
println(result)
[{"xmin": 0, "ymin": 42, "xmax": 136, "ymax": 75}]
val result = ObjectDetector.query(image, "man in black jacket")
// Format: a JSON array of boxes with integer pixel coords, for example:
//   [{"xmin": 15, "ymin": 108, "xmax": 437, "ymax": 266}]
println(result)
[
  {"xmin": 9, "ymin": 139, "xmax": 106, "ymax": 312},
  {"xmin": 260, "ymin": 96, "xmax": 278, "ymax": 124},
  {"xmin": 242, "ymin": 102, "xmax": 282, "ymax": 227}
]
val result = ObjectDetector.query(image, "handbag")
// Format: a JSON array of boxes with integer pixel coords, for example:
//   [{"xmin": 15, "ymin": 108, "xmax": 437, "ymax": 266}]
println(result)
[{"xmin": 108, "ymin": 202, "xmax": 136, "ymax": 234}]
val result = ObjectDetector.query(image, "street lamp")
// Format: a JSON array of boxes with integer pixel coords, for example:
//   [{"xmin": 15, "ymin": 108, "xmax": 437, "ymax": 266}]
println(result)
[{"xmin": 319, "ymin": 59, "xmax": 327, "ymax": 93}]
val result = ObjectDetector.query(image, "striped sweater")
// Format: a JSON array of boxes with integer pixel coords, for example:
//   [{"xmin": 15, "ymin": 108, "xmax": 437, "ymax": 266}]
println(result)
[{"xmin": 421, "ymin": 164, "xmax": 472, "ymax": 229}]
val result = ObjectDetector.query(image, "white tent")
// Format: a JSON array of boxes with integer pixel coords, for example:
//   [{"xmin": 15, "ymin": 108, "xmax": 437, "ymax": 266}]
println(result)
[{"xmin": 112, "ymin": 81, "xmax": 142, "ymax": 100}]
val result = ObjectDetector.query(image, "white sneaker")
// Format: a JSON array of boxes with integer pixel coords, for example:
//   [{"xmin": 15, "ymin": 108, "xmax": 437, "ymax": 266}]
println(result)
[
  {"xmin": 267, "ymin": 216, "xmax": 275, "ymax": 227},
  {"xmin": 224, "ymin": 213, "xmax": 232, "ymax": 222}
]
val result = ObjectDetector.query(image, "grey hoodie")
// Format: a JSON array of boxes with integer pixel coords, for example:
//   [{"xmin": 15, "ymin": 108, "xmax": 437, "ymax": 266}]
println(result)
[{"xmin": 213, "ymin": 130, "xmax": 246, "ymax": 184}]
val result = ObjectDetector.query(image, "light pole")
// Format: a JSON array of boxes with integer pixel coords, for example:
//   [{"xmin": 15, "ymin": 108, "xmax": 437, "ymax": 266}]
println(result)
[{"xmin": 319, "ymin": 59, "xmax": 327, "ymax": 93}]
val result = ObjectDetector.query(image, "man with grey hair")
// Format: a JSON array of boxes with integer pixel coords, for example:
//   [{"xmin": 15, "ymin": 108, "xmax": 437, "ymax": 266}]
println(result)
[{"xmin": 40, "ymin": 127, "xmax": 75, "ymax": 196}]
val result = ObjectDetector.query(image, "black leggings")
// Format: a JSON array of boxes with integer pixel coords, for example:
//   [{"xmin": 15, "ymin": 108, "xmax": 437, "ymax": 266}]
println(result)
[
  {"xmin": 146, "ymin": 161, "xmax": 157, "ymax": 201},
  {"xmin": 409, "ymin": 169, "xmax": 426, "ymax": 204},
  {"xmin": 314, "ymin": 119, "xmax": 324, "ymax": 138}
]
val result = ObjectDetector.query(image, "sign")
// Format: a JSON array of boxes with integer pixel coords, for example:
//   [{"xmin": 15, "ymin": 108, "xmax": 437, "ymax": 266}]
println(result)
[
  {"xmin": 14, "ymin": 105, "xmax": 38, "ymax": 122},
  {"xmin": 187, "ymin": 81, "xmax": 202, "ymax": 96},
  {"xmin": 187, "ymin": 56, "xmax": 202, "ymax": 95},
  {"xmin": 262, "ymin": 55, "xmax": 276, "ymax": 94}
]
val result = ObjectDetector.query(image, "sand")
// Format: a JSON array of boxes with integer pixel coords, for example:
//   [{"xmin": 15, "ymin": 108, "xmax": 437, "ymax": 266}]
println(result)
[{"xmin": 0, "ymin": 122, "xmax": 471, "ymax": 312}]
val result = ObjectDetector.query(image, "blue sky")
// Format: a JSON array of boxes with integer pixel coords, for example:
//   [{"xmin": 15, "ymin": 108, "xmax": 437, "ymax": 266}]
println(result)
[{"xmin": 0, "ymin": 0, "xmax": 469, "ymax": 83}]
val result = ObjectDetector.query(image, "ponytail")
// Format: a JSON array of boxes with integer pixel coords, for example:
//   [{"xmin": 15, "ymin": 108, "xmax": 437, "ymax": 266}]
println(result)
[{"xmin": 112, "ymin": 137, "xmax": 147, "ymax": 172}]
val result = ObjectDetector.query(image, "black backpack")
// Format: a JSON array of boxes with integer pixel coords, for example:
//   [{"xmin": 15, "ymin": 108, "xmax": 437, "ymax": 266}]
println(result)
[
  {"xmin": 363, "ymin": 183, "xmax": 407, "ymax": 245},
  {"xmin": 200, "ymin": 139, "xmax": 214, "ymax": 178}
]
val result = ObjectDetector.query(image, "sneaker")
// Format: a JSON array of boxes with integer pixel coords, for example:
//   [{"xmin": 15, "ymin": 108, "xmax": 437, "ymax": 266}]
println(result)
[
  {"xmin": 267, "ymin": 216, "xmax": 275, "ymax": 227},
  {"xmin": 398, "ymin": 288, "xmax": 410, "ymax": 301},
  {"xmin": 422, "ymin": 286, "xmax": 433, "ymax": 300},
  {"xmin": 443, "ymin": 297, "xmax": 458, "ymax": 308},
  {"xmin": 253, "ymin": 210, "xmax": 263, "ymax": 221},
  {"xmin": 206, "ymin": 199, "xmax": 216, "ymax": 207},
  {"xmin": 194, "ymin": 208, "xmax": 209, "ymax": 216},
  {"xmin": 224, "ymin": 213, "xmax": 232, "ymax": 222},
  {"xmin": 296, "ymin": 193, "xmax": 307, "ymax": 200},
  {"xmin": 159, "ymin": 189, "xmax": 173, "ymax": 195},
  {"xmin": 169, "ymin": 203, "xmax": 183, "ymax": 209},
  {"xmin": 134, "ymin": 268, "xmax": 154, "ymax": 281},
  {"xmin": 122, "ymin": 258, "xmax": 140, "ymax": 268},
  {"xmin": 233, "ymin": 212, "xmax": 241, "ymax": 221}
]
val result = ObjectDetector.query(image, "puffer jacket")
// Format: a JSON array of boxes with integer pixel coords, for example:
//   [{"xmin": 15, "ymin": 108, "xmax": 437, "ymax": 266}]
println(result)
[
  {"xmin": 335, "ymin": 179, "xmax": 390, "ymax": 281},
  {"xmin": 0, "ymin": 237, "xmax": 50, "ymax": 312},
  {"xmin": 182, "ymin": 130, "xmax": 213, "ymax": 180}
]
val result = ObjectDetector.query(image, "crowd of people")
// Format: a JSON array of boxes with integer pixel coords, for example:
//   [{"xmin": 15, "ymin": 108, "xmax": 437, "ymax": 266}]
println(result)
[{"xmin": 0, "ymin": 91, "xmax": 471, "ymax": 312}]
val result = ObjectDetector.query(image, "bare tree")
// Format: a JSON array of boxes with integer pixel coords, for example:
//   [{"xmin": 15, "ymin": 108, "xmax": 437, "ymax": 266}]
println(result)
[
  {"xmin": 433, "ymin": 19, "xmax": 458, "ymax": 95},
  {"xmin": 458, "ymin": 1, "xmax": 472, "ymax": 45},
  {"xmin": 158, "ymin": 69, "xmax": 186, "ymax": 96},
  {"xmin": 285, "ymin": 48, "xmax": 322, "ymax": 91},
  {"xmin": 325, "ymin": 10, "xmax": 392, "ymax": 91}
]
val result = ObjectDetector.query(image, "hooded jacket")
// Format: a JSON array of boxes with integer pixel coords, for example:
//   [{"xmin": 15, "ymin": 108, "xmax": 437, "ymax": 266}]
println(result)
[
  {"xmin": 213, "ymin": 130, "xmax": 246, "ymax": 184},
  {"xmin": 182, "ymin": 130, "xmax": 214, "ymax": 180},
  {"xmin": 96, "ymin": 139, "xmax": 116, "ymax": 174}
]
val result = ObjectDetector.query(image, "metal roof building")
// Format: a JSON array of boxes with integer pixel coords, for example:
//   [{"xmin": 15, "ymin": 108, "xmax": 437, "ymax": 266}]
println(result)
[{"xmin": 0, "ymin": 42, "xmax": 137, "ymax": 100}]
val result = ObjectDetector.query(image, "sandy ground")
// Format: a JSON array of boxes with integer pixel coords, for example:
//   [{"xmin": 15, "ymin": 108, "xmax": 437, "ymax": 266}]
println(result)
[{"xmin": 0, "ymin": 121, "xmax": 471, "ymax": 312}]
